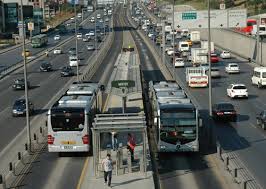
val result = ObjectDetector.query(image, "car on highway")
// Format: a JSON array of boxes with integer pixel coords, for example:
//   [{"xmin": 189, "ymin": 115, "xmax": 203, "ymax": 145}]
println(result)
[
  {"xmin": 69, "ymin": 56, "xmax": 79, "ymax": 67},
  {"xmin": 61, "ymin": 66, "xmax": 75, "ymax": 77},
  {"xmin": 225, "ymin": 63, "xmax": 240, "ymax": 74},
  {"xmin": 77, "ymin": 33, "xmax": 82, "ymax": 39},
  {"xmin": 97, "ymin": 36, "xmax": 102, "ymax": 43},
  {"xmin": 212, "ymin": 102, "xmax": 237, "ymax": 122},
  {"xmin": 12, "ymin": 99, "xmax": 34, "ymax": 117},
  {"xmin": 12, "ymin": 79, "xmax": 30, "ymax": 90},
  {"xmin": 90, "ymin": 17, "xmax": 95, "ymax": 22},
  {"xmin": 54, "ymin": 35, "xmax": 61, "ymax": 41},
  {"xmin": 40, "ymin": 62, "xmax": 53, "ymax": 72},
  {"xmin": 22, "ymin": 49, "xmax": 31, "ymax": 57},
  {"xmin": 98, "ymin": 19, "xmax": 103, "ymax": 23},
  {"xmin": 256, "ymin": 110, "xmax": 266, "ymax": 130},
  {"xmin": 166, "ymin": 34, "xmax": 172, "ymax": 41},
  {"xmin": 174, "ymin": 57, "xmax": 185, "ymax": 67},
  {"xmin": 227, "ymin": 84, "xmax": 248, "ymax": 99},
  {"xmin": 211, "ymin": 53, "xmax": 219, "ymax": 63},
  {"xmin": 88, "ymin": 31, "xmax": 95, "ymax": 36},
  {"xmin": 207, "ymin": 67, "xmax": 221, "ymax": 78},
  {"xmin": 77, "ymin": 13, "xmax": 82, "ymax": 18},
  {"xmin": 68, "ymin": 47, "xmax": 76, "ymax": 55},
  {"xmin": 82, "ymin": 37, "xmax": 90, "ymax": 42},
  {"xmin": 70, "ymin": 17, "xmax": 75, "ymax": 20},
  {"xmin": 97, "ymin": 14, "xmax": 101, "ymax": 19},
  {"xmin": 105, "ymin": 17, "xmax": 109, "ymax": 22},
  {"xmin": 87, "ymin": 44, "xmax": 95, "ymax": 51},
  {"xmin": 220, "ymin": 51, "xmax": 231, "ymax": 59},
  {"xmin": 53, "ymin": 47, "xmax": 62, "ymax": 54},
  {"xmin": 251, "ymin": 67, "xmax": 266, "ymax": 88}
]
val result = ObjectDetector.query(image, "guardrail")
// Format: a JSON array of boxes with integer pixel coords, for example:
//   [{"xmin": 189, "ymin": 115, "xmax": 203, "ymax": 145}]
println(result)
[
  {"xmin": 217, "ymin": 144, "xmax": 262, "ymax": 189},
  {"xmin": 0, "ymin": 12, "xmax": 115, "ymax": 189}
]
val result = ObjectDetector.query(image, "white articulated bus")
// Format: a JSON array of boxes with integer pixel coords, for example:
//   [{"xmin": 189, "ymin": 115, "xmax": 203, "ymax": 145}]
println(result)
[
  {"xmin": 47, "ymin": 82, "xmax": 102, "ymax": 153},
  {"xmin": 149, "ymin": 81, "xmax": 202, "ymax": 152}
]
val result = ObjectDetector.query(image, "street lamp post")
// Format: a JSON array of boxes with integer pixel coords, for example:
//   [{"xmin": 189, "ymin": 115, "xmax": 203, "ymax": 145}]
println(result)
[
  {"xmin": 172, "ymin": 0, "xmax": 176, "ymax": 80},
  {"xmin": 207, "ymin": 0, "xmax": 212, "ymax": 116},
  {"xmin": 74, "ymin": 2, "xmax": 79, "ymax": 82},
  {"xmin": 20, "ymin": 0, "xmax": 32, "ymax": 150},
  {"xmin": 94, "ymin": 0, "xmax": 98, "ymax": 55}
]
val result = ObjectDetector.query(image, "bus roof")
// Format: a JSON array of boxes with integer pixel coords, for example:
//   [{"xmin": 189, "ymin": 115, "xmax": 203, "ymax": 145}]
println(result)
[
  {"xmin": 58, "ymin": 95, "xmax": 92, "ymax": 107},
  {"xmin": 67, "ymin": 83, "xmax": 98, "ymax": 95},
  {"xmin": 156, "ymin": 91, "xmax": 186, "ymax": 99},
  {"xmin": 153, "ymin": 81, "xmax": 180, "ymax": 92}
]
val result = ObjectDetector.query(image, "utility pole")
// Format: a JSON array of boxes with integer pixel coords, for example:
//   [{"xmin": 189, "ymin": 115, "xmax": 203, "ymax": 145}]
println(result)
[
  {"xmin": 172, "ymin": 0, "xmax": 176, "ymax": 80},
  {"xmin": 94, "ymin": 0, "xmax": 98, "ymax": 55},
  {"xmin": 256, "ymin": 16, "xmax": 261, "ymax": 65},
  {"xmin": 162, "ymin": 22, "xmax": 166, "ymax": 65},
  {"xmin": 207, "ymin": 0, "xmax": 212, "ymax": 116},
  {"xmin": 20, "ymin": 0, "xmax": 31, "ymax": 150},
  {"xmin": 74, "ymin": 1, "xmax": 79, "ymax": 82}
]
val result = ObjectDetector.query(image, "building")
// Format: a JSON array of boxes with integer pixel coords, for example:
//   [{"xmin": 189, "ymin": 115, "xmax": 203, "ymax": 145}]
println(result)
[{"xmin": 0, "ymin": 0, "xmax": 5, "ymax": 34}]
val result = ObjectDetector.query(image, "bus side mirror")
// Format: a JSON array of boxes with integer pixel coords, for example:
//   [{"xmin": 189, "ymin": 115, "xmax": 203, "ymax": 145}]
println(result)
[{"xmin": 199, "ymin": 118, "xmax": 203, "ymax": 127}]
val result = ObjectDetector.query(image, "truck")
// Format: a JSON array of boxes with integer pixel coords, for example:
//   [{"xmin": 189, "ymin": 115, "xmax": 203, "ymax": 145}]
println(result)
[
  {"xmin": 179, "ymin": 41, "xmax": 190, "ymax": 52},
  {"xmin": 186, "ymin": 67, "xmax": 208, "ymax": 88},
  {"xmin": 200, "ymin": 40, "xmax": 214, "ymax": 53},
  {"xmin": 87, "ymin": 5, "xmax": 94, "ymax": 12},
  {"xmin": 191, "ymin": 48, "xmax": 207, "ymax": 66},
  {"xmin": 251, "ymin": 24, "xmax": 266, "ymax": 36},
  {"xmin": 190, "ymin": 31, "xmax": 200, "ymax": 44}
]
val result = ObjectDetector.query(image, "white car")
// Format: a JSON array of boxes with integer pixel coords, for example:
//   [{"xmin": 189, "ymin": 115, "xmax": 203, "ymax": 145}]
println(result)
[
  {"xmin": 225, "ymin": 63, "xmax": 240, "ymax": 73},
  {"xmin": 77, "ymin": 13, "xmax": 82, "ymax": 18},
  {"xmin": 148, "ymin": 32, "xmax": 154, "ymax": 38},
  {"xmin": 54, "ymin": 35, "xmax": 61, "ymax": 40},
  {"xmin": 174, "ymin": 58, "xmax": 185, "ymax": 67},
  {"xmin": 166, "ymin": 48, "xmax": 174, "ymax": 56},
  {"xmin": 88, "ymin": 31, "xmax": 95, "ymax": 36},
  {"xmin": 220, "ymin": 51, "xmax": 231, "ymax": 59},
  {"xmin": 97, "ymin": 14, "xmax": 101, "ymax": 19},
  {"xmin": 90, "ymin": 17, "xmax": 95, "ymax": 22},
  {"xmin": 69, "ymin": 56, "xmax": 79, "ymax": 67},
  {"xmin": 227, "ymin": 84, "xmax": 248, "ymax": 98},
  {"xmin": 77, "ymin": 33, "xmax": 82, "ymax": 39},
  {"xmin": 82, "ymin": 37, "xmax": 89, "ymax": 42},
  {"xmin": 53, "ymin": 47, "xmax": 62, "ymax": 54},
  {"xmin": 70, "ymin": 17, "xmax": 75, "ymax": 20}
]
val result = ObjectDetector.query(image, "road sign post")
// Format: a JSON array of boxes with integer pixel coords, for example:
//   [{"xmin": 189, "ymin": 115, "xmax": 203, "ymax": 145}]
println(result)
[{"xmin": 28, "ymin": 22, "xmax": 34, "ymax": 40}]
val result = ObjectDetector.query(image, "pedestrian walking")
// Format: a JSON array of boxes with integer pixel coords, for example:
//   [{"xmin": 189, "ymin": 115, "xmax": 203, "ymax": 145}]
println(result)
[
  {"xmin": 112, "ymin": 133, "xmax": 118, "ymax": 151},
  {"xmin": 102, "ymin": 153, "xmax": 113, "ymax": 187},
  {"xmin": 127, "ymin": 133, "xmax": 136, "ymax": 162}
]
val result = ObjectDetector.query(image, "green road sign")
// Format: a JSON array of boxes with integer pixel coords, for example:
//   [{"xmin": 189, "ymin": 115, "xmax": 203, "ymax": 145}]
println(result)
[
  {"xmin": 182, "ymin": 12, "xmax": 197, "ymax": 20},
  {"xmin": 111, "ymin": 80, "xmax": 135, "ymax": 88}
]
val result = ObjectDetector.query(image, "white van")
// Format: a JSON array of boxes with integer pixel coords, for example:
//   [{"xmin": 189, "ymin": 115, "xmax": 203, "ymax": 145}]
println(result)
[
  {"xmin": 179, "ymin": 41, "xmax": 190, "ymax": 52},
  {"xmin": 251, "ymin": 67, "xmax": 266, "ymax": 88}
]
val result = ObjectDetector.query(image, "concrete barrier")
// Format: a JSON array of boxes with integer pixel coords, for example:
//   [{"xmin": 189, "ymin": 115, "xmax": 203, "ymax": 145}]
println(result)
[{"xmin": 199, "ymin": 28, "xmax": 266, "ymax": 66}]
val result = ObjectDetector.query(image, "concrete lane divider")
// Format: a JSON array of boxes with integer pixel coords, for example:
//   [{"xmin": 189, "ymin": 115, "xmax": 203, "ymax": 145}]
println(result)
[{"xmin": 0, "ymin": 13, "xmax": 115, "ymax": 189}]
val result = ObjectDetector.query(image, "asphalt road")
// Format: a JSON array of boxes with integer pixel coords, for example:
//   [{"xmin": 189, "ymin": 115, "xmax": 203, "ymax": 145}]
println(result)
[
  {"xmin": 0, "ymin": 10, "xmax": 110, "ymax": 152},
  {"xmin": 0, "ymin": 11, "xmax": 95, "ymax": 73},
  {"xmin": 12, "ymin": 6, "xmax": 125, "ymax": 189},
  {"xmin": 140, "ymin": 8, "xmax": 266, "ymax": 188}
]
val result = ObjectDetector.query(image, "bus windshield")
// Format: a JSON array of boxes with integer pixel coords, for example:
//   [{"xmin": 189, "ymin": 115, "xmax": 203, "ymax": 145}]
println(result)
[
  {"xmin": 51, "ymin": 112, "xmax": 85, "ymax": 132},
  {"xmin": 161, "ymin": 111, "xmax": 196, "ymax": 126},
  {"xmin": 31, "ymin": 38, "xmax": 40, "ymax": 44}
]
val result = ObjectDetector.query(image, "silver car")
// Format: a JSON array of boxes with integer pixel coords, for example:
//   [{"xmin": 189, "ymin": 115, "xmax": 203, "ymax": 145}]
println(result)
[{"xmin": 206, "ymin": 67, "xmax": 221, "ymax": 78}]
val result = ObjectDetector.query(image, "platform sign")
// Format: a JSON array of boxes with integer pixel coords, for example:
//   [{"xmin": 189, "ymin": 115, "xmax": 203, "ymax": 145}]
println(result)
[
  {"xmin": 111, "ymin": 80, "xmax": 135, "ymax": 88},
  {"xmin": 172, "ymin": 9, "xmax": 247, "ymax": 29}
]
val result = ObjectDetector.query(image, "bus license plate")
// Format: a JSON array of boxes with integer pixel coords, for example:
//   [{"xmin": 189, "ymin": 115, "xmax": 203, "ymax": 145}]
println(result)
[
  {"xmin": 63, "ymin": 146, "xmax": 73, "ymax": 150},
  {"xmin": 61, "ymin": 141, "xmax": 76, "ymax": 145}
]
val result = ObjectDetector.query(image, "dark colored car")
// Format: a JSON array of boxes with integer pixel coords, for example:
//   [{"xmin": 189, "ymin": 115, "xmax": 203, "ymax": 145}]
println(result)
[
  {"xmin": 12, "ymin": 79, "xmax": 30, "ymax": 90},
  {"xmin": 68, "ymin": 48, "xmax": 76, "ymax": 55},
  {"xmin": 61, "ymin": 66, "xmax": 75, "ymax": 77},
  {"xmin": 212, "ymin": 102, "xmax": 237, "ymax": 121},
  {"xmin": 256, "ymin": 110, "xmax": 266, "ymax": 130},
  {"xmin": 40, "ymin": 62, "xmax": 53, "ymax": 72},
  {"xmin": 97, "ymin": 36, "xmax": 102, "ymax": 43},
  {"xmin": 12, "ymin": 99, "xmax": 34, "ymax": 117}
]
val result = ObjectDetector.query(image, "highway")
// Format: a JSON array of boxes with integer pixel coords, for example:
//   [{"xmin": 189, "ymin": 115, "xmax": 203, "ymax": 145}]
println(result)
[
  {"xmin": 0, "ymin": 11, "xmax": 94, "ymax": 73},
  {"xmin": 141, "ymin": 6, "xmax": 266, "ymax": 188},
  {"xmin": 0, "ymin": 9, "xmax": 110, "ymax": 152},
  {"xmin": 6, "ymin": 6, "xmax": 125, "ymax": 189}
]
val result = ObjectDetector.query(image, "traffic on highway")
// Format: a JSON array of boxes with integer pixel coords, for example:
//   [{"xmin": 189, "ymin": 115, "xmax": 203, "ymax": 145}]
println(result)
[{"xmin": 0, "ymin": 0, "xmax": 266, "ymax": 189}]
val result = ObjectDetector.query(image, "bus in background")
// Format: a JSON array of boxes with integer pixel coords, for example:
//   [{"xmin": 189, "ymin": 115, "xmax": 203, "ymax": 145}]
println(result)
[
  {"xmin": 31, "ymin": 34, "xmax": 48, "ymax": 48},
  {"xmin": 237, "ymin": 19, "xmax": 256, "ymax": 35},
  {"xmin": 47, "ymin": 82, "xmax": 102, "ymax": 153},
  {"xmin": 149, "ymin": 81, "xmax": 202, "ymax": 152}
]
